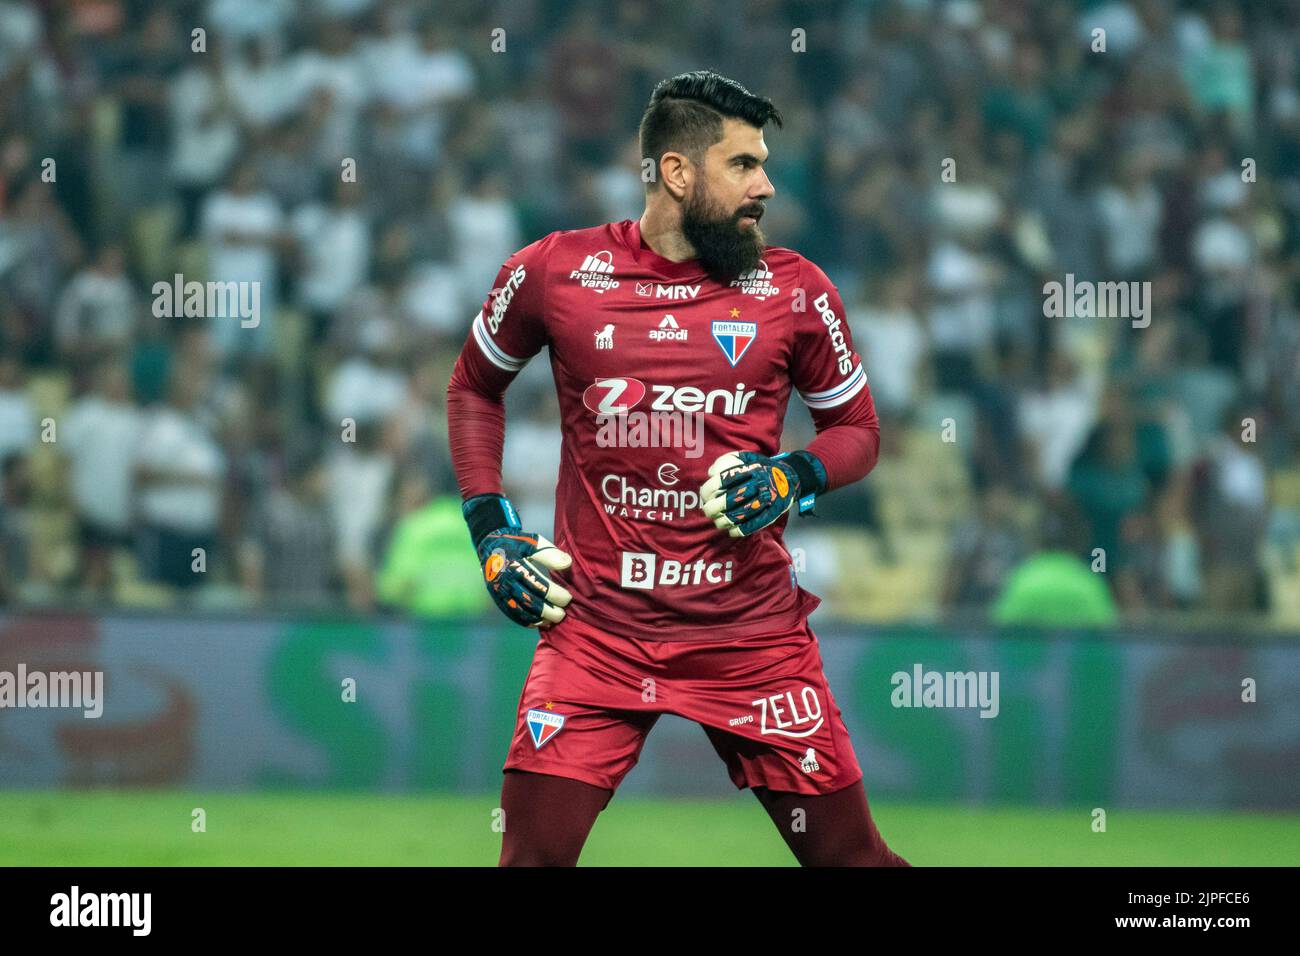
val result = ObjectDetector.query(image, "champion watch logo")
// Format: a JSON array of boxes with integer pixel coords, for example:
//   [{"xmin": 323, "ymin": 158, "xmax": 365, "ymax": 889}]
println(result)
[
  {"xmin": 569, "ymin": 251, "xmax": 620, "ymax": 293},
  {"xmin": 712, "ymin": 312, "xmax": 757, "ymax": 366},
  {"xmin": 526, "ymin": 707, "xmax": 565, "ymax": 748}
]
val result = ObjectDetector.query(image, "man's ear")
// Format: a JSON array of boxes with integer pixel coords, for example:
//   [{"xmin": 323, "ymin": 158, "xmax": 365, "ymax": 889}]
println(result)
[{"xmin": 658, "ymin": 151, "xmax": 692, "ymax": 200}]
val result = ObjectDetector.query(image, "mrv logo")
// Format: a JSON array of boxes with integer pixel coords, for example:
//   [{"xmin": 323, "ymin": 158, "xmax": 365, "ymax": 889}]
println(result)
[
  {"xmin": 620, "ymin": 551, "xmax": 733, "ymax": 589},
  {"xmin": 635, "ymin": 281, "xmax": 700, "ymax": 299},
  {"xmin": 1042, "ymin": 273, "xmax": 1151, "ymax": 329},
  {"xmin": 748, "ymin": 686, "xmax": 824, "ymax": 738},
  {"xmin": 50, "ymin": 886, "xmax": 151, "ymax": 936},
  {"xmin": 891, "ymin": 664, "xmax": 1000, "ymax": 718}
]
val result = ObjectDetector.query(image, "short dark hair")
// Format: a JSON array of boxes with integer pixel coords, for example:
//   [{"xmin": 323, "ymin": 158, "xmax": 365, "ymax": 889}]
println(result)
[{"xmin": 638, "ymin": 70, "xmax": 782, "ymax": 188}]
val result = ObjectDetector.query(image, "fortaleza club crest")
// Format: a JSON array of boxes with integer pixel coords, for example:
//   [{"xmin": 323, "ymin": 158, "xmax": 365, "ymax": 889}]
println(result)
[
  {"xmin": 712, "ymin": 316, "xmax": 757, "ymax": 367},
  {"xmin": 525, "ymin": 707, "xmax": 565, "ymax": 748}
]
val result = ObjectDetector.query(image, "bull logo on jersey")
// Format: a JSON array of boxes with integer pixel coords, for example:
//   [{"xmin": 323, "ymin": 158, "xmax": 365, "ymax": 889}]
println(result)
[
  {"xmin": 712, "ymin": 319, "xmax": 757, "ymax": 367},
  {"xmin": 526, "ymin": 707, "xmax": 565, "ymax": 748}
]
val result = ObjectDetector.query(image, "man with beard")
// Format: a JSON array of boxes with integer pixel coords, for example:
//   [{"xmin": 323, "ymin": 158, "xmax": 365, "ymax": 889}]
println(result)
[{"xmin": 447, "ymin": 71, "xmax": 905, "ymax": 866}]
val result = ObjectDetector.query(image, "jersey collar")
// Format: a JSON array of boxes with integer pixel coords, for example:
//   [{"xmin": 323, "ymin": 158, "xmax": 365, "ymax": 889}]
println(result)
[{"xmin": 622, "ymin": 218, "xmax": 710, "ymax": 281}]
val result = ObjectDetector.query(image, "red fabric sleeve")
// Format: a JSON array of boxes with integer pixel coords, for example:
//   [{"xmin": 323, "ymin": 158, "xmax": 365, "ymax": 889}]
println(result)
[
  {"xmin": 791, "ymin": 257, "xmax": 880, "ymax": 492},
  {"xmin": 446, "ymin": 345, "xmax": 511, "ymax": 499},
  {"xmin": 446, "ymin": 235, "xmax": 553, "ymax": 499}
]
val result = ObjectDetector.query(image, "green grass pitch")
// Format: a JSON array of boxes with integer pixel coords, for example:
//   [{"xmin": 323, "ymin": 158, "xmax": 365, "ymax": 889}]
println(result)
[{"xmin": 1, "ymin": 792, "xmax": 1295, "ymax": 866}]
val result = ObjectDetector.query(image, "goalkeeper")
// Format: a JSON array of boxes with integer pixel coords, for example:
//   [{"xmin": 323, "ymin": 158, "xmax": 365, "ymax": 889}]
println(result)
[{"xmin": 447, "ymin": 70, "xmax": 908, "ymax": 867}]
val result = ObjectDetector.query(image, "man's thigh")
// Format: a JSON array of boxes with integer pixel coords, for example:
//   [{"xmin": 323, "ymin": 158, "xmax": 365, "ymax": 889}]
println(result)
[{"xmin": 503, "ymin": 620, "xmax": 661, "ymax": 794}]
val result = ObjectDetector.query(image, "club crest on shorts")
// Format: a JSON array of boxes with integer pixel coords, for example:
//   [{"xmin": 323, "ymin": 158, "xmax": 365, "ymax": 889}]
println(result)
[
  {"xmin": 526, "ymin": 708, "xmax": 565, "ymax": 748},
  {"xmin": 712, "ymin": 319, "xmax": 757, "ymax": 366}
]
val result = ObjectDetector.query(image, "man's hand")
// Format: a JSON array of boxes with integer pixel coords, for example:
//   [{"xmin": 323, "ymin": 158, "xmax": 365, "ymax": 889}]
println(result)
[
  {"xmin": 477, "ymin": 530, "xmax": 573, "ymax": 628},
  {"xmin": 464, "ymin": 494, "xmax": 572, "ymax": 628},
  {"xmin": 700, "ymin": 451, "xmax": 803, "ymax": 538}
]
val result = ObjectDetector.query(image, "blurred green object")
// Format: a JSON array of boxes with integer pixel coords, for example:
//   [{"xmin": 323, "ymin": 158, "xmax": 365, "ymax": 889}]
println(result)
[
  {"xmin": 992, "ymin": 551, "xmax": 1119, "ymax": 627},
  {"xmin": 377, "ymin": 495, "xmax": 489, "ymax": 617}
]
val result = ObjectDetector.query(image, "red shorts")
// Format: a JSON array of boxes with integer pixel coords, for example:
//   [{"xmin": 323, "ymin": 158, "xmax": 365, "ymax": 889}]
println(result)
[{"xmin": 503, "ymin": 614, "xmax": 863, "ymax": 796}]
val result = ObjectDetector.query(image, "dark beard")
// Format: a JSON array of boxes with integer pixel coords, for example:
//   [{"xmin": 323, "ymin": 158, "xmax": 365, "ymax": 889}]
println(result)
[{"xmin": 680, "ymin": 184, "xmax": 767, "ymax": 280}]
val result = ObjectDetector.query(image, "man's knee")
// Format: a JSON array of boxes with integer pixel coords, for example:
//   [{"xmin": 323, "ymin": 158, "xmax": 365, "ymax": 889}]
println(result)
[{"xmin": 499, "ymin": 840, "xmax": 584, "ymax": 867}]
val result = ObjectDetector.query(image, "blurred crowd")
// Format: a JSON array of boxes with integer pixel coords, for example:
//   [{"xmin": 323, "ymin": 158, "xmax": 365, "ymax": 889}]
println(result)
[{"xmin": 0, "ymin": 0, "xmax": 1298, "ymax": 625}]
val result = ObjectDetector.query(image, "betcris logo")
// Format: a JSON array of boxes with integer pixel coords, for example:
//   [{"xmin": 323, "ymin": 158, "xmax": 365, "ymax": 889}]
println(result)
[
  {"xmin": 487, "ymin": 264, "xmax": 526, "ymax": 334},
  {"xmin": 812, "ymin": 292, "xmax": 853, "ymax": 375},
  {"xmin": 582, "ymin": 378, "xmax": 757, "ymax": 416},
  {"xmin": 620, "ymin": 551, "xmax": 733, "ymax": 589}
]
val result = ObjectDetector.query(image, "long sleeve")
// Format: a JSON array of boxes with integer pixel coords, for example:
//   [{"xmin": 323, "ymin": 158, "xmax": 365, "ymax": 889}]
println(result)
[
  {"xmin": 445, "ymin": 233, "xmax": 555, "ymax": 499},
  {"xmin": 790, "ymin": 257, "xmax": 880, "ymax": 492}
]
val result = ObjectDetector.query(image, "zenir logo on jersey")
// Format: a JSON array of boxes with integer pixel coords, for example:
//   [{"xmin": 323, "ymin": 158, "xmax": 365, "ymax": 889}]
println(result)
[
  {"xmin": 570, "ymin": 251, "xmax": 619, "ymax": 293},
  {"xmin": 649, "ymin": 314, "xmax": 687, "ymax": 342}
]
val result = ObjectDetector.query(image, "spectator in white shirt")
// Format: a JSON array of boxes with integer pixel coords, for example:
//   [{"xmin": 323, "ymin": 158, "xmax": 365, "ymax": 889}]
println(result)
[
  {"xmin": 199, "ymin": 161, "xmax": 285, "ymax": 360},
  {"xmin": 61, "ymin": 357, "xmax": 144, "ymax": 595},
  {"xmin": 54, "ymin": 244, "xmax": 137, "ymax": 373},
  {"xmin": 133, "ymin": 366, "xmax": 226, "ymax": 592},
  {"xmin": 291, "ymin": 178, "xmax": 371, "ymax": 332}
]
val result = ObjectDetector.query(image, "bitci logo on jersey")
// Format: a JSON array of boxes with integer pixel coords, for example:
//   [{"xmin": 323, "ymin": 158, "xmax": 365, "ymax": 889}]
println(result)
[{"xmin": 620, "ymin": 551, "xmax": 734, "ymax": 589}]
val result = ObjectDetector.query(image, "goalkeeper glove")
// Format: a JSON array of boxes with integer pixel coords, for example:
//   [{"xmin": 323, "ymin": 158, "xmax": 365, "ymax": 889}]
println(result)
[
  {"xmin": 463, "ymin": 494, "xmax": 572, "ymax": 628},
  {"xmin": 699, "ymin": 450, "xmax": 827, "ymax": 538}
]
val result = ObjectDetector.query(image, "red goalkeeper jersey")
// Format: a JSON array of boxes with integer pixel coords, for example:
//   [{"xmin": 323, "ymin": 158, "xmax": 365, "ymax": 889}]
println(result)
[{"xmin": 447, "ymin": 218, "xmax": 879, "ymax": 641}]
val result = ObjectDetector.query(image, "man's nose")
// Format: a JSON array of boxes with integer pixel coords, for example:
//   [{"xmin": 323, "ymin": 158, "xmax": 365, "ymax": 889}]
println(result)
[{"xmin": 753, "ymin": 168, "xmax": 775, "ymax": 201}]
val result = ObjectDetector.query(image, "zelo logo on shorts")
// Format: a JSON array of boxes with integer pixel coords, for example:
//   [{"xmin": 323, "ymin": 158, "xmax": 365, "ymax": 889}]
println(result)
[
  {"xmin": 750, "ymin": 686, "xmax": 824, "ymax": 738},
  {"xmin": 619, "ymin": 551, "xmax": 734, "ymax": 590}
]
